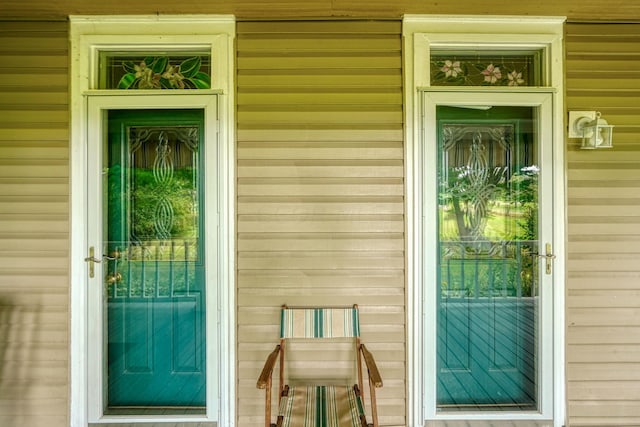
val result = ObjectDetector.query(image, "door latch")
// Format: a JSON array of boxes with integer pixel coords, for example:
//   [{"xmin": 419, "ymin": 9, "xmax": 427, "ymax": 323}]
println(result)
[
  {"xmin": 85, "ymin": 247, "xmax": 122, "ymax": 279},
  {"xmin": 84, "ymin": 246, "xmax": 101, "ymax": 278},
  {"xmin": 535, "ymin": 243, "xmax": 556, "ymax": 275}
]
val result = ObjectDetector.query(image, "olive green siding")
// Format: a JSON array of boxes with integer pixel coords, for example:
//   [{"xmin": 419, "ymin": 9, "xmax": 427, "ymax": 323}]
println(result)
[
  {"xmin": 0, "ymin": 15, "xmax": 639, "ymax": 427},
  {"xmin": 236, "ymin": 20, "xmax": 405, "ymax": 426},
  {"xmin": 565, "ymin": 23, "xmax": 640, "ymax": 426},
  {"xmin": 0, "ymin": 21, "xmax": 69, "ymax": 427}
]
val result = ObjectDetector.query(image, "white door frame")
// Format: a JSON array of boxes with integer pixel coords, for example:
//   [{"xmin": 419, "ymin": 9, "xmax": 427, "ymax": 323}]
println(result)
[
  {"xmin": 402, "ymin": 15, "xmax": 566, "ymax": 427},
  {"xmin": 85, "ymin": 94, "xmax": 221, "ymax": 423},
  {"xmin": 69, "ymin": 16, "xmax": 235, "ymax": 426}
]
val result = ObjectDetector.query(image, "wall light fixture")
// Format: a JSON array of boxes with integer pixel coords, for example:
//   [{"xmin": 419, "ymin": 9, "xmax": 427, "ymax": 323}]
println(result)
[{"xmin": 569, "ymin": 111, "xmax": 614, "ymax": 149}]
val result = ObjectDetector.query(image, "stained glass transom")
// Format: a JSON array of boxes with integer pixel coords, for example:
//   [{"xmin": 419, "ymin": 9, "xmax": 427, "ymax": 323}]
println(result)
[
  {"xmin": 430, "ymin": 51, "xmax": 542, "ymax": 87},
  {"xmin": 99, "ymin": 51, "xmax": 212, "ymax": 89}
]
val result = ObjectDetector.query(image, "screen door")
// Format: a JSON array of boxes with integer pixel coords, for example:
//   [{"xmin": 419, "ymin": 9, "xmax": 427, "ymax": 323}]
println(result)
[{"xmin": 423, "ymin": 91, "xmax": 555, "ymax": 417}]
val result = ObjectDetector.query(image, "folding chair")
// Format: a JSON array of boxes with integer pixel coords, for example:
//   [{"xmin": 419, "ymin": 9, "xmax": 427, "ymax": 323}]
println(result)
[{"xmin": 257, "ymin": 304, "xmax": 383, "ymax": 427}]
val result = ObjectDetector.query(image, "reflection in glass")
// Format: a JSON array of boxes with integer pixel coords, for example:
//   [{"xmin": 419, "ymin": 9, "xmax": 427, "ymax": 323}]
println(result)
[
  {"xmin": 436, "ymin": 106, "xmax": 539, "ymax": 411},
  {"xmin": 105, "ymin": 111, "xmax": 205, "ymax": 413}
]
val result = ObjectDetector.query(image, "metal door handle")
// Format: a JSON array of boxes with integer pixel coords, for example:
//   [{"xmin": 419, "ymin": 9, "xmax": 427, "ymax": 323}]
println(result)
[
  {"xmin": 84, "ymin": 247, "xmax": 100, "ymax": 278},
  {"xmin": 534, "ymin": 243, "xmax": 555, "ymax": 275},
  {"xmin": 84, "ymin": 247, "xmax": 122, "ymax": 278}
]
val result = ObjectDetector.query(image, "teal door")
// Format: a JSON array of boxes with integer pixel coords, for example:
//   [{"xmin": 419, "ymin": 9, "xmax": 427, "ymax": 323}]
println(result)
[
  {"xmin": 436, "ymin": 106, "xmax": 539, "ymax": 411},
  {"xmin": 104, "ymin": 109, "xmax": 206, "ymax": 411}
]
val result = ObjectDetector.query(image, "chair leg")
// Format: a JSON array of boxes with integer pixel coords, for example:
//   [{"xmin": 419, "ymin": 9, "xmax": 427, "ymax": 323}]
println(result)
[
  {"xmin": 264, "ymin": 376, "xmax": 272, "ymax": 427},
  {"xmin": 368, "ymin": 380, "xmax": 379, "ymax": 427}
]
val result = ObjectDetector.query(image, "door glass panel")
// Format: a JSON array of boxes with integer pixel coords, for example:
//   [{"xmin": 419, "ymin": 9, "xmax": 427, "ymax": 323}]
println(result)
[
  {"xmin": 436, "ymin": 106, "xmax": 539, "ymax": 411},
  {"xmin": 103, "ymin": 109, "xmax": 206, "ymax": 413}
]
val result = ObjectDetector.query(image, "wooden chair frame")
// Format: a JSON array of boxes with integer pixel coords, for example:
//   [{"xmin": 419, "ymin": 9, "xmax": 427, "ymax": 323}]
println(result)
[{"xmin": 256, "ymin": 304, "xmax": 383, "ymax": 427}]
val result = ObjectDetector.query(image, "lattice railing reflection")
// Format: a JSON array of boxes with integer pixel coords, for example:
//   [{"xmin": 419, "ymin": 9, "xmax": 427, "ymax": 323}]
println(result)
[
  {"xmin": 104, "ymin": 240, "xmax": 199, "ymax": 299},
  {"xmin": 439, "ymin": 240, "xmax": 539, "ymax": 298}
]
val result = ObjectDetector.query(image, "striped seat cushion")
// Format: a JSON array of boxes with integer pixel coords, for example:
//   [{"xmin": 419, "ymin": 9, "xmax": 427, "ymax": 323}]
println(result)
[{"xmin": 278, "ymin": 385, "xmax": 364, "ymax": 427}]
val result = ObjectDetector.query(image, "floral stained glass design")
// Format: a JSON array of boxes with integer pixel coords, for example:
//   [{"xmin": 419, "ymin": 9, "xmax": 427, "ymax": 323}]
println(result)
[
  {"xmin": 431, "ymin": 52, "xmax": 540, "ymax": 87},
  {"xmin": 99, "ymin": 53, "xmax": 211, "ymax": 89}
]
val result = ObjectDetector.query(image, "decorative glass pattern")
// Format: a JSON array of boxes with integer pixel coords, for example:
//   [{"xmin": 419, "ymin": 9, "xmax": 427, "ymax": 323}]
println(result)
[
  {"xmin": 99, "ymin": 52, "xmax": 211, "ymax": 89},
  {"xmin": 431, "ymin": 51, "xmax": 541, "ymax": 86},
  {"xmin": 104, "ymin": 110, "xmax": 206, "ymax": 410},
  {"xmin": 436, "ymin": 107, "xmax": 539, "ymax": 411},
  {"xmin": 439, "ymin": 121, "xmax": 538, "ymax": 253},
  {"xmin": 441, "ymin": 124, "xmax": 513, "ymax": 246},
  {"xmin": 128, "ymin": 125, "xmax": 200, "ymax": 258}
]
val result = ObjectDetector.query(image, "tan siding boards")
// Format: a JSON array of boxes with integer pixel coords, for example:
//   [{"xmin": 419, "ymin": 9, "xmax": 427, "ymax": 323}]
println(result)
[
  {"xmin": 236, "ymin": 21, "xmax": 405, "ymax": 427},
  {"xmin": 0, "ymin": 21, "xmax": 69, "ymax": 427},
  {"xmin": 4, "ymin": 0, "xmax": 640, "ymax": 21},
  {"xmin": 566, "ymin": 23, "xmax": 640, "ymax": 426}
]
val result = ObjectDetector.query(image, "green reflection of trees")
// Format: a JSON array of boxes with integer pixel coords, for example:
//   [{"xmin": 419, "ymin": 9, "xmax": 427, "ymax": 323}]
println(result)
[
  {"xmin": 131, "ymin": 167, "xmax": 198, "ymax": 241},
  {"xmin": 439, "ymin": 166, "xmax": 539, "ymax": 297},
  {"xmin": 439, "ymin": 166, "xmax": 538, "ymax": 243}
]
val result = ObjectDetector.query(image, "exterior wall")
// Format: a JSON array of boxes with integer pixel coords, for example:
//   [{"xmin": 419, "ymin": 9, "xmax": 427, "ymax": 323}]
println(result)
[
  {"xmin": 0, "ymin": 21, "xmax": 69, "ymax": 427},
  {"xmin": 0, "ymin": 15, "xmax": 640, "ymax": 427},
  {"xmin": 235, "ymin": 20, "xmax": 405, "ymax": 426},
  {"xmin": 1, "ymin": 0, "xmax": 640, "ymax": 21},
  {"xmin": 565, "ymin": 22, "xmax": 640, "ymax": 426}
]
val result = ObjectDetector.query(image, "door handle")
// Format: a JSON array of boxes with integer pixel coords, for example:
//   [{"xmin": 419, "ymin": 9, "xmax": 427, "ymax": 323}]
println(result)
[
  {"xmin": 534, "ymin": 243, "xmax": 556, "ymax": 275},
  {"xmin": 84, "ymin": 247, "xmax": 122, "ymax": 278},
  {"xmin": 84, "ymin": 246, "xmax": 101, "ymax": 278}
]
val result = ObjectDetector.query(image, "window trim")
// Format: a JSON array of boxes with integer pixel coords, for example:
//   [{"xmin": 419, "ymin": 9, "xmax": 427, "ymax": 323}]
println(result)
[
  {"xmin": 403, "ymin": 15, "xmax": 566, "ymax": 427},
  {"xmin": 69, "ymin": 15, "xmax": 235, "ymax": 427}
]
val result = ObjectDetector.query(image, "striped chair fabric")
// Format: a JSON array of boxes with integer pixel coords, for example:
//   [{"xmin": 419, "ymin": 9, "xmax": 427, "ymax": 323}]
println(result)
[
  {"xmin": 280, "ymin": 307, "xmax": 360, "ymax": 339},
  {"xmin": 278, "ymin": 307, "xmax": 365, "ymax": 427},
  {"xmin": 278, "ymin": 385, "xmax": 364, "ymax": 427}
]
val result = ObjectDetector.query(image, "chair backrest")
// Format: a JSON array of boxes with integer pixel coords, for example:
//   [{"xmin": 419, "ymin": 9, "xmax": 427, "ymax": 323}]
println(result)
[
  {"xmin": 280, "ymin": 306, "xmax": 360, "ymax": 386},
  {"xmin": 280, "ymin": 306, "xmax": 360, "ymax": 339}
]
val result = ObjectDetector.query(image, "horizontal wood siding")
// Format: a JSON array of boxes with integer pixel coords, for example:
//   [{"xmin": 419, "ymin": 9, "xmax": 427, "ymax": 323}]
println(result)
[
  {"xmin": 236, "ymin": 21, "xmax": 405, "ymax": 427},
  {"xmin": 0, "ymin": 21, "xmax": 69, "ymax": 427},
  {"xmin": 566, "ymin": 22, "xmax": 640, "ymax": 426},
  {"xmin": 2, "ymin": 1, "xmax": 640, "ymax": 21},
  {"xmin": 0, "ymin": 16, "xmax": 638, "ymax": 427}
]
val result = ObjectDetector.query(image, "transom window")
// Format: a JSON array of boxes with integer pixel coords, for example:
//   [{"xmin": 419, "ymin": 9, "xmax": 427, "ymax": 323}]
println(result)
[
  {"xmin": 430, "ymin": 49, "xmax": 543, "ymax": 86},
  {"xmin": 98, "ymin": 50, "xmax": 212, "ymax": 89}
]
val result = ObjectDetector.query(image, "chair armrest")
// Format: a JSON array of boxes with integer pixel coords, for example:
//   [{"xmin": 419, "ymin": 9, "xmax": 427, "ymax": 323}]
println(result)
[
  {"xmin": 360, "ymin": 344, "xmax": 383, "ymax": 388},
  {"xmin": 256, "ymin": 345, "xmax": 281, "ymax": 389}
]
